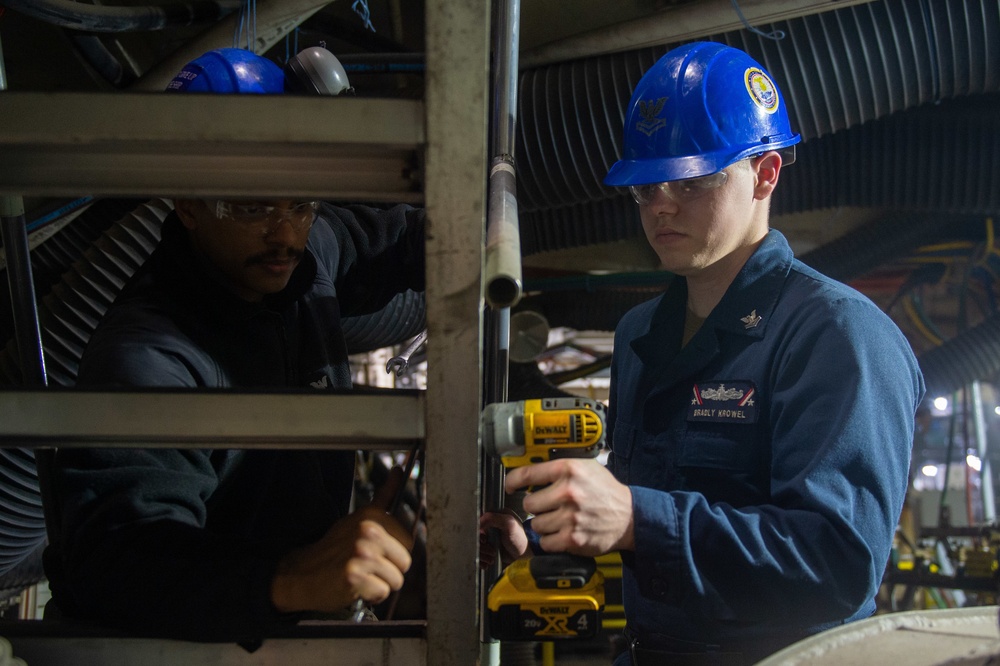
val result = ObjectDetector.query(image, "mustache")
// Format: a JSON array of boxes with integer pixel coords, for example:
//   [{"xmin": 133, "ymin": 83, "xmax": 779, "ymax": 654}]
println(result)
[{"xmin": 245, "ymin": 249, "xmax": 305, "ymax": 266}]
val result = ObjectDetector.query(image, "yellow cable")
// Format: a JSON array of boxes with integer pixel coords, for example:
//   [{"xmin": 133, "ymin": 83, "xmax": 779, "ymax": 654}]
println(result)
[
  {"xmin": 902, "ymin": 296, "xmax": 943, "ymax": 346},
  {"xmin": 915, "ymin": 241, "xmax": 976, "ymax": 253},
  {"xmin": 900, "ymin": 256, "xmax": 966, "ymax": 265},
  {"xmin": 541, "ymin": 641, "xmax": 554, "ymax": 666}
]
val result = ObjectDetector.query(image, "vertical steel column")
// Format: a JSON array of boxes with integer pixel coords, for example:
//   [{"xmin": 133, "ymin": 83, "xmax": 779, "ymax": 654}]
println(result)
[{"xmin": 424, "ymin": 1, "xmax": 490, "ymax": 665}]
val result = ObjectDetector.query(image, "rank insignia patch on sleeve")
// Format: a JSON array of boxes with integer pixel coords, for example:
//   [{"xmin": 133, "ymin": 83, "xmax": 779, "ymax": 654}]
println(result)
[{"xmin": 687, "ymin": 380, "xmax": 758, "ymax": 423}]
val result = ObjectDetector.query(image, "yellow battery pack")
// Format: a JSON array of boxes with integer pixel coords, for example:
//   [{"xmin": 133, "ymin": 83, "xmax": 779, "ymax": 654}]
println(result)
[{"xmin": 487, "ymin": 554, "xmax": 605, "ymax": 641}]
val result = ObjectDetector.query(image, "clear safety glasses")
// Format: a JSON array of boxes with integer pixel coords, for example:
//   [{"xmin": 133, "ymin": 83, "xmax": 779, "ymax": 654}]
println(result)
[
  {"xmin": 209, "ymin": 200, "xmax": 319, "ymax": 236},
  {"xmin": 628, "ymin": 171, "xmax": 729, "ymax": 206}
]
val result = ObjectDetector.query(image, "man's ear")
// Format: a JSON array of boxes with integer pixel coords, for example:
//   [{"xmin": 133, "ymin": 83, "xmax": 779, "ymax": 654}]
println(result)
[
  {"xmin": 173, "ymin": 199, "xmax": 202, "ymax": 230},
  {"xmin": 752, "ymin": 151, "xmax": 782, "ymax": 200}
]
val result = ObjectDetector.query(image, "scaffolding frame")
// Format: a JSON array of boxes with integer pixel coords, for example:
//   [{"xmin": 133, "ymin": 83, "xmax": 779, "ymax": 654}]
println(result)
[{"xmin": 0, "ymin": 1, "xmax": 489, "ymax": 663}]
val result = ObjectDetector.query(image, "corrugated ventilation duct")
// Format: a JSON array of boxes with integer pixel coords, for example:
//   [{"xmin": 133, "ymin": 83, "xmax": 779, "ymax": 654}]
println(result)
[{"xmin": 515, "ymin": 0, "xmax": 1000, "ymax": 256}]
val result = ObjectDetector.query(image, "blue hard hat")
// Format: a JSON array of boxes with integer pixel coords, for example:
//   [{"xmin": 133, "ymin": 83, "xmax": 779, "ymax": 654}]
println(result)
[
  {"xmin": 165, "ymin": 48, "xmax": 284, "ymax": 93},
  {"xmin": 604, "ymin": 41, "xmax": 800, "ymax": 186}
]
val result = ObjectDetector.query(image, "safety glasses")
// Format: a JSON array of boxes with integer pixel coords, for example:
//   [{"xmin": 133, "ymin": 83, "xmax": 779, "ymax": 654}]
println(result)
[
  {"xmin": 208, "ymin": 200, "xmax": 319, "ymax": 236},
  {"xmin": 628, "ymin": 171, "xmax": 729, "ymax": 206}
]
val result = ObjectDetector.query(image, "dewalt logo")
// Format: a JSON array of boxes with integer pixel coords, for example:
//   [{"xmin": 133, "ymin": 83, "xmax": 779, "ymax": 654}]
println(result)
[{"xmin": 540, "ymin": 607, "xmax": 569, "ymax": 615}]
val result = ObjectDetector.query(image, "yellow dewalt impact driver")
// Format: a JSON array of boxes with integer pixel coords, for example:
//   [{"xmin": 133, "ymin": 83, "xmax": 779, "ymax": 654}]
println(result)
[{"xmin": 481, "ymin": 397, "xmax": 607, "ymax": 641}]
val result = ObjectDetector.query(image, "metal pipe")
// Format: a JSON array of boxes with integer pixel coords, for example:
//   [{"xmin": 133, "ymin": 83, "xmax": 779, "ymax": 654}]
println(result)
[
  {"xmin": 489, "ymin": 0, "xmax": 519, "ymax": 159},
  {"xmin": 970, "ymin": 381, "xmax": 995, "ymax": 522},
  {"xmin": 0, "ymin": 0, "xmax": 241, "ymax": 32},
  {"xmin": 0, "ymin": 32, "xmax": 6, "ymax": 91},
  {"xmin": 130, "ymin": 0, "xmax": 331, "ymax": 91},
  {"xmin": 481, "ymin": 1, "xmax": 521, "ymax": 658},
  {"xmin": 519, "ymin": 0, "xmax": 878, "ymax": 68},
  {"xmin": 483, "ymin": 0, "xmax": 522, "ymax": 310},
  {"xmin": 484, "ymin": 156, "xmax": 522, "ymax": 309}
]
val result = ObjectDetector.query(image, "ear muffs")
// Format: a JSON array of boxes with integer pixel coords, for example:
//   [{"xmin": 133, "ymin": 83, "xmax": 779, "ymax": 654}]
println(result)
[{"xmin": 284, "ymin": 47, "xmax": 355, "ymax": 96}]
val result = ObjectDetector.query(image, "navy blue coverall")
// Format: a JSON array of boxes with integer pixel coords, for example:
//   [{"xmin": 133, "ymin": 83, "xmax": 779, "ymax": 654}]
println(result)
[{"xmin": 608, "ymin": 229, "xmax": 924, "ymax": 661}]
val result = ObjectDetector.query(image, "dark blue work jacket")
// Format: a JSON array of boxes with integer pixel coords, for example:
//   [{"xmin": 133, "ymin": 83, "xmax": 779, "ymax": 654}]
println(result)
[
  {"xmin": 607, "ymin": 229, "xmax": 924, "ymax": 648},
  {"xmin": 46, "ymin": 203, "xmax": 424, "ymax": 643}
]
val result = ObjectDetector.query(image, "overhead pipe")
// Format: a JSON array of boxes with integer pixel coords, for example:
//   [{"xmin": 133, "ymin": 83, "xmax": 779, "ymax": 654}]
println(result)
[
  {"xmin": 72, "ymin": 36, "xmax": 134, "ymax": 88},
  {"xmin": 519, "ymin": 0, "xmax": 879, "ymax": 69},
  {"xmin": 131, "ymin": 0, "xmax": 333, "ymax": 91},
  {"xmin": 0, "ymin": 0, "xmax": 241, "ymax": 32}
]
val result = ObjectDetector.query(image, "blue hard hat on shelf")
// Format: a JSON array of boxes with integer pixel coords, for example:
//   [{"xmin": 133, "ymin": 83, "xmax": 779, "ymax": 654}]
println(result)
[
  {"xmin": 604, "ymin": 41, "xmax": 801, "ymax": 186},
  {"xmin": 165, "ymin": 48, "xmax": 284, "ymax": 94},
  {"xmin": 165, "ymin": 46, "xmax": 354, "ymax": 96}
]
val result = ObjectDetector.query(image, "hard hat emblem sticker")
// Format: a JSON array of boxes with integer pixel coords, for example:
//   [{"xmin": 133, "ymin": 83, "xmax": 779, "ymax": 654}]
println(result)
[
  {"xmin": 636, "ymin": 97, "xmax": 668, "ymax": 136},
  {"xmin": 745, "ymin": 68, "xmax": 779, "ymax": 114}
]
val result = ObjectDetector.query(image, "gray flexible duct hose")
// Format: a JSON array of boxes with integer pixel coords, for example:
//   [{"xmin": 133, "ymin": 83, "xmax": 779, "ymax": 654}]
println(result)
[
  {"xmin": 1, "ymin": 0, "xmax": 242, "ymax": 32},
  {"xmin": 773, "ymin": 94, "xmax": 1000, "ymax": 217},
  {"xmin": 796, "ymin": 213, "xmax": 985, "ymax": 284},
  {"xmin": 920, "ymin": 314, "xmax": 1000, "ymax": 397},
  {"xmin": 514, "ymin": 0, "xmax": 1000, "ymax": 214},
  {"xmin": 0, "ymin": 449, "xmax": 46, "ymax": 580},
  {"xmin": 520, "ymin": 92, "xmax": 1000, "ymax": 258}
]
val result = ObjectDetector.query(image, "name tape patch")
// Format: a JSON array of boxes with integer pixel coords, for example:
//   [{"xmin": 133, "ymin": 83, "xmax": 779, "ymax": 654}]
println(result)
[{"xmin": 687, "ymin": 380, "xmax": 758, "ymax": 424}]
